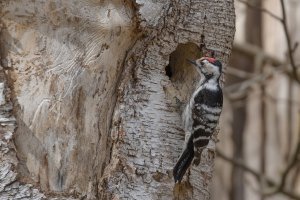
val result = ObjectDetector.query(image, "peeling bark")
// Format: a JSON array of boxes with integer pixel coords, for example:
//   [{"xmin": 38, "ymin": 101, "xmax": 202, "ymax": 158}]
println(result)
[{"xmin": 0, "ymin": 0, "xmax": 235, "ymax": 199}]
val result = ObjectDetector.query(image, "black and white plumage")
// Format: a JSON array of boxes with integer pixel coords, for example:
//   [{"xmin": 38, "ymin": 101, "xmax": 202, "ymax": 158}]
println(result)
[{"xmin": 173, "ymin": 57, "xmax": 223, "ymax": 183}]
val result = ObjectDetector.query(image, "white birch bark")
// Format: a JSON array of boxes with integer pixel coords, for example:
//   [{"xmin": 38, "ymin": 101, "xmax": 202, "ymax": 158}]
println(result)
[{"xmin": 0, "ymin": 0, "xmax": 235, "ymax": 199}]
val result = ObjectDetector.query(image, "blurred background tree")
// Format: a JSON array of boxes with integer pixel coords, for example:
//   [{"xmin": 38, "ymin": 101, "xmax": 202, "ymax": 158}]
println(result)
[{"xmin": 212, "ymin": 0, "xmax": 300, "ymax": 200}]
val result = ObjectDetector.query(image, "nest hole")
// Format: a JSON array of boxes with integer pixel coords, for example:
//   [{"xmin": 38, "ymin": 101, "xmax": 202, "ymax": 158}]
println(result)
[
  {"xmin": 165, "ymin": 64, "xmax": 173, "ymax": 78},
  {"xmin": 166, "ymin": 42, "xmax": 201, "ymax": 81},
  {"xmin": 165, "ymin": 42, "xmax": 202, "ymax": 101}
]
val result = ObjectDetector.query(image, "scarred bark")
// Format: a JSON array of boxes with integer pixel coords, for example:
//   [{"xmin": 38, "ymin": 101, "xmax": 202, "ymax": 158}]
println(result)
[{"xmin": 0, "ymin": 0, "xmax": 235, "ymax": 199}]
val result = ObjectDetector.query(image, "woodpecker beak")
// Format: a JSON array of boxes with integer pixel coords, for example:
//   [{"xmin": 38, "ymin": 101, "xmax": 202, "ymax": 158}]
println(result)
[{"xmin": 186, "ymin": 59, "xmax": 197, "ymax": 66}]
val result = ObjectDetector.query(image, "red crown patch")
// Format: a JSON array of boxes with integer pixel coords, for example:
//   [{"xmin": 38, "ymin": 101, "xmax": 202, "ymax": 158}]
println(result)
[{"xmin": 201, "ymin": 57, "xmax": 216, "ymax": 63}]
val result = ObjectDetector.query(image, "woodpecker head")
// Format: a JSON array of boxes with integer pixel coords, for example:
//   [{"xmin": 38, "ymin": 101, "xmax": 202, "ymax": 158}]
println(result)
[{"xmin": 187, "ymin": 57, "xmax": 222, "ymax": 79}]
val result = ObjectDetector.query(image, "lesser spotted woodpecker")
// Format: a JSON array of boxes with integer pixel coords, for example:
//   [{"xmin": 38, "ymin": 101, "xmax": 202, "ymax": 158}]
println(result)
[{"xmin": 173, "ymin": 57, "xmax": 223, "ymax": 183}]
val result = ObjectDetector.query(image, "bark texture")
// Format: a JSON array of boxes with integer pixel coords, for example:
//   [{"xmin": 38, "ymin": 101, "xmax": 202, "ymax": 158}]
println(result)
[
  {"xmin": 0, "ymin": 0, "xmax": 235, "ymax": 199},
  {"xmin": 100, "ymin": 1, "xmax": 235, "ymax": 199}
]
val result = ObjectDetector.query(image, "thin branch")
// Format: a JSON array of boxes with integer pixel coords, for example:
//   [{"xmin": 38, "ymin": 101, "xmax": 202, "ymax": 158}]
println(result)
[
  {"xmin": 266, "ymin": 93, "xmax": 300, "ymax": 106},
  {"xmin": 216, "ymin": 149, "xmax": 300, "ymax": 200},
  {"xmin": 292, "ymin": 42, "xmax": 299, "ymax": 54},
  {"xmin": 280, "ymin": 0, "xmax": 300, "ymax": 82},
  {"xmin": 280, "ymin": 140, "xmax": 300, "ymax": 188},
  {"xmin": 225, "ymin": 63, "xmax": 300, "ymax": 101},
  {"xmin": 238, "ymin": 0, "xmax": 300, "ymax": 83},
  {"xmin": 225, "ymin": 65, "xmax": 281, "ymax": 97},
  {"xmin": 216, "ymin": 149, "xmax": 274, "ymax": 186},
  {"xmin": 226, "ymin": 66, "xmax": 255, "ymax": 79},
  {"xmin": 233, "ymin": 42, "xmax": 282, "ymax": 66},
  {"xmin": 237, "ymin": 0, "xmax": 282, "ymax": 21},
  {"xmin": 265, "ymin": 130, "xmax": 300, "ymax": 196}
]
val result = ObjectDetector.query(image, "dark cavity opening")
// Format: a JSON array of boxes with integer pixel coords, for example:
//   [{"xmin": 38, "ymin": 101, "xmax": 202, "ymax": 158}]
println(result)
[
  {"xmin": 165, "ymin": 42, "xmax": 203, "ymax": 103},
  {"xmin": 165, "ymin": 64, "xmax": 173, "ymax": 78},
  {"xmin": 166, "ymin": 42, "xmax": 201, "ymax": 81}
]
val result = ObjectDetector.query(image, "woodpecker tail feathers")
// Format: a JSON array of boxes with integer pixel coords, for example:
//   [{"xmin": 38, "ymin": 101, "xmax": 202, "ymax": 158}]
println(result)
[{"xmin": 173, "ymin": 138, "xmax": 194, "ymax": 183}]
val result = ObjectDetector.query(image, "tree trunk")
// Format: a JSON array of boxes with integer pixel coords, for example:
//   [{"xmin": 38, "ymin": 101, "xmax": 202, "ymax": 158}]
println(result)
[{"xmin": 0, "ymin": 0, "xmax": 235, "ymax": 199}]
